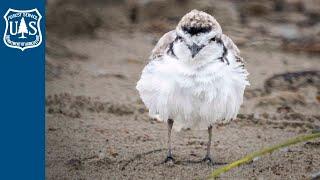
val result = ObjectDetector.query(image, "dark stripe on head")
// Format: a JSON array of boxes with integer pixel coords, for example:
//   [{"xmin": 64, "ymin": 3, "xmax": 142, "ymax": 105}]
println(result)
[
  {"xmin": 216, "ymin": 37, "xmax": 229, "ymax": 65},
  {"xmin": 182, "ymin": 26, "xmax": 211, "ymax": 36},
  {"xmin": 167, "ymin": 42, "xmax": 177, "ymax": 59}
]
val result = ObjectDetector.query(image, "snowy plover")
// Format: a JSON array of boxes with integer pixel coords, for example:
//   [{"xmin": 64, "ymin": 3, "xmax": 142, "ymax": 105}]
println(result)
[{"xmin": 136, "ymin": 9, "xmax": 249, "ymax": 164}]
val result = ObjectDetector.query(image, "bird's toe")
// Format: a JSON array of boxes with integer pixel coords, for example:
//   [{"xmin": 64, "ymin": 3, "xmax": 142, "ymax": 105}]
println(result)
[
  {"xmin": 202, "ymin": 156, "xmax": 214, "ymax": 166},
  {"xmin": 163, "ymin": 156, "xmax": 175, "ymax": 165}
]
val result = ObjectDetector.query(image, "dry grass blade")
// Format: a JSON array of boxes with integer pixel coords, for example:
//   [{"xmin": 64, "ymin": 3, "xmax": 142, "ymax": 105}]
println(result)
[{"xmin": 207, "ymin": 132, "xmax": 320, "ymax": 179}]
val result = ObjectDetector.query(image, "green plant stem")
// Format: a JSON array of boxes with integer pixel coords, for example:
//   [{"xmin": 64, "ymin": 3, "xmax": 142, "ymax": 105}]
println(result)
[{"xmin": 207, "ymin": 132, "xmax": 320, "ymax": 179}]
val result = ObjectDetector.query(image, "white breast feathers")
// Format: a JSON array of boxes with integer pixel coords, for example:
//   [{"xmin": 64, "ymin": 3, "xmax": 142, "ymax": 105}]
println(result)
[{"xmin": 136, "ymin": 53, "xmax": 249, "ymax": 131}]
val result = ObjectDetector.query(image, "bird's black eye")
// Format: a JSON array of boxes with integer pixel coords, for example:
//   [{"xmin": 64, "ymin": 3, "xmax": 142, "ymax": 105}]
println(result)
[
  {"xmin": 210, "ymin": 37, "xmax": 216, "ymax": 42},
  {"xmin": 176, "ymin": 35, "xmax": 183, "ymax": 41}
]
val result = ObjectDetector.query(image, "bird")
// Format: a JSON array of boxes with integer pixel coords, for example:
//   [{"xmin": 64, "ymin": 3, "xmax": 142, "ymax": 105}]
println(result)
[{"xmin": 136, "ymin": 9, "xmax": 249, "ymax": 164}]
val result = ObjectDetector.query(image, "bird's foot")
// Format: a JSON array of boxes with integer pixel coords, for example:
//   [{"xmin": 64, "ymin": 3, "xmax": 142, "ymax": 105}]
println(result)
[
  {"xmin": 202, "ymin": 155, "xmax": 214, "ymax": 166},
  {"xmin": 163, "ymin": 156, "xmax": 175, "ymax": 165}
]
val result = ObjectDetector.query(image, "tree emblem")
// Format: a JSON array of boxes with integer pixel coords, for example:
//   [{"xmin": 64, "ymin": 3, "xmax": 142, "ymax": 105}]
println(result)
[{"xmin": 18, "ymin": 17, "xmax": 28, "ymax": 39}]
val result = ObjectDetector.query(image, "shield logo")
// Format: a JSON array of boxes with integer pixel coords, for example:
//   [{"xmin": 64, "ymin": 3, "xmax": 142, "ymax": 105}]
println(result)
[{"xmin": 3, "ymin": 8, "xmax": 42, "ymax": 51}]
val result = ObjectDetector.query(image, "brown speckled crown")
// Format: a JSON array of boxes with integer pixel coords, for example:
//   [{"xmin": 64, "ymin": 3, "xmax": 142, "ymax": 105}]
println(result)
[{"xmin": 177, "ymin": 9, "xmax": 222, "ymax": 35}]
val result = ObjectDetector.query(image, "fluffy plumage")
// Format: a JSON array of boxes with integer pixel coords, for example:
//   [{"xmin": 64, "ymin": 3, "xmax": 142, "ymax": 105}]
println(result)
[{"xmin": 136, "ymin": 10, "xmax": 249, "ymax": 131}]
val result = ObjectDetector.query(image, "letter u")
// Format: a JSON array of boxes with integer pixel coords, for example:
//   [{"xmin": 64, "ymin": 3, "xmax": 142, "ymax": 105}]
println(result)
[{"xmin": 9, "ymin": 21, "xmax": 18, "ymax": 35}]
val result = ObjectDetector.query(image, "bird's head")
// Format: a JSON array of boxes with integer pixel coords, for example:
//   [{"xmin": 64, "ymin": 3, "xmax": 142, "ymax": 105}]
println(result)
[{"xmin": 171, "ymin": 10, "xmax": 223, "ymax": 61}]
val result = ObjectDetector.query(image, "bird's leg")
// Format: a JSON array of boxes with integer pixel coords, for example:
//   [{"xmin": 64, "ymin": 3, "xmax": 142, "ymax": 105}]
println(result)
[
  {"xmin": 206, "ymin": 125, "xmax": 213, "ymax": 158},
  {"xmin": 164, "ymin": 119, "xmax": 174, "ymax": 163},
  {"xmin": 203, "ymin": 125, "xmax": 214, "ymax": 165}
]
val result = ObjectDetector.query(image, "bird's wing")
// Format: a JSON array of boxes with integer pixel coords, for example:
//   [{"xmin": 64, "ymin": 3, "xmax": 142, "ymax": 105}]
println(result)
[
  {"xmin": 220, "ymin": 34, "xmax": 245, "ymax": 65},
  {"xmin": 149, "ymin": 30, "xmax": 177, "ymax": 60}
]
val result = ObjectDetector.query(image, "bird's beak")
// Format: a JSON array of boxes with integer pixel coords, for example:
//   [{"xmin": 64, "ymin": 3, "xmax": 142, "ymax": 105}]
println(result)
[{"xmin": 188, "ymin": 43, "xmax": 203, "ymax": 58}]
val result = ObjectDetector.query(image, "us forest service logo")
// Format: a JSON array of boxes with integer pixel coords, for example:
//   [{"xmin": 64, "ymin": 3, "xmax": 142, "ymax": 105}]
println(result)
[{"xmin": 3, "ymin": 8, "xmax": 42, "ymax": 51}]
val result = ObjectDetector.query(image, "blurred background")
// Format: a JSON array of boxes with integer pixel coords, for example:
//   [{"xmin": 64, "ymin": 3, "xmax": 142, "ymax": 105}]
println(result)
[{"xmin": 46, "ymin": 0, "xmax": 320, "ymax": 179}]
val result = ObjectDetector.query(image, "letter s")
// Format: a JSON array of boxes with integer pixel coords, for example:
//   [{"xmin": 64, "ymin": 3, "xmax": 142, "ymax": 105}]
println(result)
[{"xmin": 28, "ymin": 21, "xmax": 37, "ymax": 35}]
